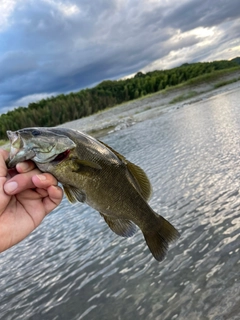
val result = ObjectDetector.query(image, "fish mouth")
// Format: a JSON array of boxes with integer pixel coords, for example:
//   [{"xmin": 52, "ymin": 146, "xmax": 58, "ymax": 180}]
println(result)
[
  {"xmin": 7, "ymin": 131, "xmax": 23, "ymax": 152},
  {"xmin": 7, "ymin": 131, "xmax": 24, "ymax": 165},
  {"xmin": 6, "ymin": 130, "xmax": 36, "ymax": 168}
]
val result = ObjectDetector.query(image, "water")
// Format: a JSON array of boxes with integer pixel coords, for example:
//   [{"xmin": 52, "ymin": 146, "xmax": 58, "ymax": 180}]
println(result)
[{"xmin": 1, "ymin": 89, "xmax": 240, "ymax": 320}]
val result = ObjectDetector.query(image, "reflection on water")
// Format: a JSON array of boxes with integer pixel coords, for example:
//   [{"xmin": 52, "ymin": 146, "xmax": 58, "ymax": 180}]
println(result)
[{"xmin": 1, "ymin": 89, "xmax": 240, "ymax": 320}]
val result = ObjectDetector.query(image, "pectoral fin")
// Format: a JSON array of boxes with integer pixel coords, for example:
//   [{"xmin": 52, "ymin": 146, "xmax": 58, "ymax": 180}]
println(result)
[
  {"xmin": 63, "ymin": 185, "xmax": 86, "ymax": 203},
  {"xmin": 100, "ymin": 213, "xmax": 137, "ymax": 237},
  {"xmin": 69, "ymin": 156, "xmax": 102, "ymax": 172},
  {"xmin": 76, "ymin": 159, "xmax": 102, "ymax": 170}
]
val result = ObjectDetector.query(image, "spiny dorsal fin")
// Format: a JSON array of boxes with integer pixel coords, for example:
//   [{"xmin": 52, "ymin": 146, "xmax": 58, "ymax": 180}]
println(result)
[
  {"xmin": 100, "ymin": 213, "xmax": 137, "ymax": 237},
  {"xmin": 63, "ymin": 185, "xmax": 86, "ymax": 203},
  {"xmin": 99, "ymin": 140, "xmax": 152, "ymax": 201}
]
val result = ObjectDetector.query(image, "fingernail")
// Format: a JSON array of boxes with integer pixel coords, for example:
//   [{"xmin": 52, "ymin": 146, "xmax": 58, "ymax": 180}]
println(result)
[
  {"xmin": 36, "ymin": 174, "xmax": 47, "ymax": 181},
  {"xmin": 4, "ymin": 181, "xmax": 18, "ymax": 193},
  {"xmin": 18, "ymin": 162, "xmax": 29, "ymax": 171}
]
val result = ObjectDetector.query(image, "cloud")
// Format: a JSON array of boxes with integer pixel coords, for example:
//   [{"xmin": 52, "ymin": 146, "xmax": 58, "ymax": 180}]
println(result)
[
  {"xmin": 0, "ymin": 0, "xmax": 240, "ymax": 113},
  {"xmin": 0, "ymin": 0, "xmax": 18, "ymax": 31},
  {"xmin": 162, "ymin": 0, "xmax": 240, "ymax": 31},
  {"xmin": 16, "ymin": 92, "xmax": 58, "ymax": 107},
  {"xmin": 0, "ymin": 51, "xmax": 37, "ymax": 82}
]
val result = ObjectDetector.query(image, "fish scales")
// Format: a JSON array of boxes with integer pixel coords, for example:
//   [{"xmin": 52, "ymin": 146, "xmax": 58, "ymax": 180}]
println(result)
[{"xmin": 6, "ymin": 127, "xmax": 180, "ymax": 261}]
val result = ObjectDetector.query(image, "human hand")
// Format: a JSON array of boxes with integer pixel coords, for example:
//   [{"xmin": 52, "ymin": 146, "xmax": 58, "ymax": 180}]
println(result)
[{"xmin": 0, "ymin": 149, "xmax": 63, "ymax": 252}]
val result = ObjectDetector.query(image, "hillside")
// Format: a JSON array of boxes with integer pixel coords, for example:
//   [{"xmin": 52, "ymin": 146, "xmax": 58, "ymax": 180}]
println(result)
[
  {"xmin": 231, "ymin": 57, "xmax": 240, "ymax": 65},
  {"xmin": 0, "ymin": 59, "xmax": 239, "ymax": 139}
]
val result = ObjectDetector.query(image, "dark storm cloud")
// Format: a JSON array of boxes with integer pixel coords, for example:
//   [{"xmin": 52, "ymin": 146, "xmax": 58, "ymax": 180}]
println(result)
[
  {"xmin": 162, "ymin": 0, "xmax": 240, "ymax": 31},
  {"xmin": 0, "ymin": 0, "xmax": 239, "ymax": 112},
  {"xmin": 0, "ymin": 51, "xmax": 37, "ymax": 83}
]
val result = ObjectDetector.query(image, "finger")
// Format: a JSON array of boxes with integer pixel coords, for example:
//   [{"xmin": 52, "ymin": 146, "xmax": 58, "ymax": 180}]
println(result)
[
  {"xmin": 42, "ymin": 185, "xmax": 63, "ymax": 214},
  {"xmin": 16, "ymin": 161, "xmax": 36, "ymax": 173},
  {"xmin": 0, "ymin": 149, "xmax": 9, "ymax": 160},
  {"xmin": 0, "ymin": 149, "xmax": 9, "ymax": 177},
  {"xmin": 32, "ymin": 173, "xmax": 59, "ymax": 189},
  {"xmin": 35, "ymin": 188, "xmax": 49, "ymax": 198},
  {"xmin": 3, "ymin": 168, "xmax": 41, "ymax": 195},
  {"xmin": 0, "ymin": 150, "xmax": 10, "ymax": 212}
]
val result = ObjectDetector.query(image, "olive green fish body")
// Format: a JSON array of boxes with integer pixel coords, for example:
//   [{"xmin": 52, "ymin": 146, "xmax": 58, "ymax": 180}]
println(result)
[
  {"xmin": 42, "ymin": 129, "xmax": 160, "ymax": 230},
  {"xmin": 6, "ymin": 127, "xmax": 180, "ymax": 261}
]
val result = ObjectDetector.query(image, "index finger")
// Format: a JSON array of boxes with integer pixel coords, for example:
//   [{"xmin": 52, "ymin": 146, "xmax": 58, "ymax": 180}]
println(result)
[{"xmin": 16, "ymin": 161, "xmax": 36, "ymax": 173}]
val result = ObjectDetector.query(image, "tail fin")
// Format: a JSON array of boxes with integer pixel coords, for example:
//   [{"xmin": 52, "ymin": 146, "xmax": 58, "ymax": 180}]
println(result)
[{"xmin": 143, "ymin": 215, "xmax": 180, "ymax": 261}]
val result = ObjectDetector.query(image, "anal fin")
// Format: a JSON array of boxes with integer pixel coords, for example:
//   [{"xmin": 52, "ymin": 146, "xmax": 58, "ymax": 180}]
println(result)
[
  {"xmin": 100, "ymin": 213, "xmax": 137, "ymax": 237},
  {"xmin": 63, "ymin": 185, "xmax": 86, "ymax": 203}
]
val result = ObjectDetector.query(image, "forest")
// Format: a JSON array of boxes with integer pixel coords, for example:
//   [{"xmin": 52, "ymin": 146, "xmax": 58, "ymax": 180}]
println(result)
[{"xmin": 0, "ymin": 59, "xmax": 239, "ymax": 139}]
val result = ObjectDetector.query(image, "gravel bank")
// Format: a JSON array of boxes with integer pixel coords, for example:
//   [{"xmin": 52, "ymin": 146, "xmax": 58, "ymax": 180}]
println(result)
[{"xmin": 59, "ymin": 70, "xmax": 240, "ymax": 137}]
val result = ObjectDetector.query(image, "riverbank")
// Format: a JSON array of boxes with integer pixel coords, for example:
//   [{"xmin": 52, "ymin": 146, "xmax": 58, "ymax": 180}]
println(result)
[
  {"xmin": 1, "ymin": 68, "xmax": 240, "ymax": 149},
  {"xmin": 59, "ymin": 69, "xmax": 240, "ymax": 137}
]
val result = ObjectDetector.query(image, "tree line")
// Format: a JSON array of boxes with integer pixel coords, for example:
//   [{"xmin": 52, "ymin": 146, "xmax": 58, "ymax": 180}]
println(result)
[{"xmin": 0, "ymin": 59, "xmax": 239, "ymax": 139}]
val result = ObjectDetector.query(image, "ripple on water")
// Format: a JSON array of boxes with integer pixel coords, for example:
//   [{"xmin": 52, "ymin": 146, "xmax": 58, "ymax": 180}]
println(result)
[{"xmin": 1, "ymin": 89, "xmax": 240, "ymax": 319}]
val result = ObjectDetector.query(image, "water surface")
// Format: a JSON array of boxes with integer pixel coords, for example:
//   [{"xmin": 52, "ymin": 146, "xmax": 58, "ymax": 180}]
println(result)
[{"xmin": 1, "ymin": 89, "xmax": 240, "ymax": 320}]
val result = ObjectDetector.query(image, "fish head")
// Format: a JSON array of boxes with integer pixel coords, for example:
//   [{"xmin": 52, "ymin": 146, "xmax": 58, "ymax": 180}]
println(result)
[{"xmin": 6, "ymin": 127, "xmax": 76, "ymax": 168}]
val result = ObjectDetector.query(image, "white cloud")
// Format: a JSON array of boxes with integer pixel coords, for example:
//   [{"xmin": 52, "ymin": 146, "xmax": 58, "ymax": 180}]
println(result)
[
  {"xmin": 42, "ymin": 0, "xmax": 80, "ymax": 16},
  {"xmin": 0, "ymin": 0, "xmax": 18, "ymax": 31},
  {"xmin": 59, "ymin": 3, "xmax": 80, "ymax": 16},
  {"xmin": 15, "ymin": 92, "xmax": 58, "ymax": 107},
  {"xmin": 141, "ymin": 25, "xmax": 229, "ymax": 72},
  {"xmin": 0, "ymin": 91, "xmax": 57, "ymax": 115}
]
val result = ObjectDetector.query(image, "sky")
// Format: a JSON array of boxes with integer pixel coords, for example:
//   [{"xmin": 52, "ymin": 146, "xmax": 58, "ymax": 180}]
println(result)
[{"xmin": 0, "ymin": 0, "xmax": 240, "ymax": 114}]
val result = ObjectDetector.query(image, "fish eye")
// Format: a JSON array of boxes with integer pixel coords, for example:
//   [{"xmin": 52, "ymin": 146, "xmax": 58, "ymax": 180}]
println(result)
[{"xmin": 32, "ymin": 129, "xmax": 41, "ymax": 136}]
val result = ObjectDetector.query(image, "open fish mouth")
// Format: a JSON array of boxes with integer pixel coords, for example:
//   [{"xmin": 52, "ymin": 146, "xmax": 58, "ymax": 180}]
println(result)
[
  {"xmin": 7, "ymin": 131, "xmax": 23, "ymax": 157},
  {"xmin": 6, "ymin": 130, "xmax": 37, "ymax": 168}
]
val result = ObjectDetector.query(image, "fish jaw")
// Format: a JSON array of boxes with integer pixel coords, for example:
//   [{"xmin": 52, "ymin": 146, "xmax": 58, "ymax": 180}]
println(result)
[
  {"xmin": 6, "ymin": 130, "xmax": 36, "ymax": 168},
  {"xmin": 7, "ymin": 131, "xmax": 22, "ymax": 161},
  {"xmin": 7, "ymin": 130, "xmax": 22, "ymax": 150}
]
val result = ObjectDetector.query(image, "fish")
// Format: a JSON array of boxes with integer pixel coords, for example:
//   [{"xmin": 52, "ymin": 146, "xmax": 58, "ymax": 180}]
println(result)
[{"xmin": 6, "ymin": 127, "xmax": 180, "ymax": 261}]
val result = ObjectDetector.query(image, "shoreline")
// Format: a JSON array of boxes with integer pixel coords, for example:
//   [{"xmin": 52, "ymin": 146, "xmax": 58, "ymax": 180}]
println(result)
[
  {"xmin": 1, "ymin": 69, "xmax": 240, "ymax": 149},
  {"xmin": 58, "ymin": 69, "xmax": 240, "ymax": 138}
]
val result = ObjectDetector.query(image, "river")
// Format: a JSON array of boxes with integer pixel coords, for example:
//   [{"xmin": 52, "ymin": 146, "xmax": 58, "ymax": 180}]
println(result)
[{"xmin": 1, "ymin": 88, "xmax": 240, "ymax": 320}]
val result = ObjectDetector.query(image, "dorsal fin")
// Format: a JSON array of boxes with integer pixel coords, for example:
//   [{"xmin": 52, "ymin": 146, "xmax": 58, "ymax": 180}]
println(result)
[
  {"xmin": 99, "ymin": 140, "xmax": 152, "ymax": 201},
  {"xmin": 126, "ymin": 161, "xmax": 152, "ymax": 201}
]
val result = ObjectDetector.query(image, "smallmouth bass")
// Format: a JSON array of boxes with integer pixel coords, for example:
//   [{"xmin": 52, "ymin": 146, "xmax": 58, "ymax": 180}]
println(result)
[{"xmin": 6, "ymin": 127, "xmax": 180, "ymax": 261}]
